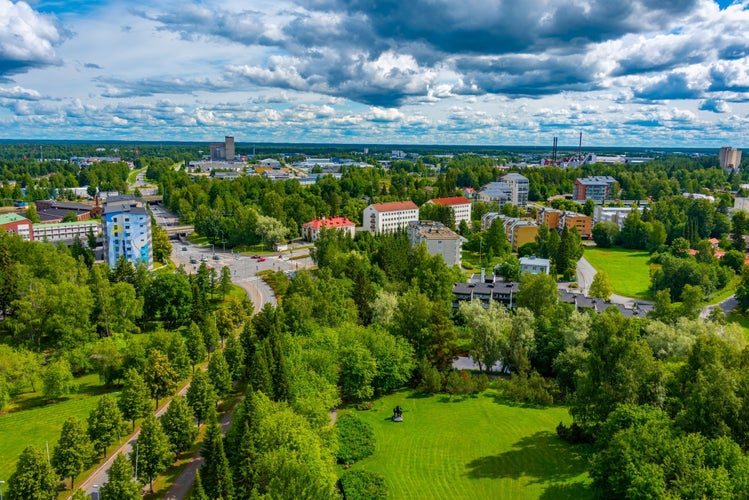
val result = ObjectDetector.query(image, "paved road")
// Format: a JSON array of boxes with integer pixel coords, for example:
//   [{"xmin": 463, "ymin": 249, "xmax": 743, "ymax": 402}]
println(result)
[{"xmin": 77, "ymin": 203, "xmax": 315, "ymax": 497}]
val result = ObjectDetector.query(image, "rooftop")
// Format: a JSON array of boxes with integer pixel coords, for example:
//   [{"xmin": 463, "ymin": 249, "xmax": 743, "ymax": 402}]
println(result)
[
  {"xmin": 369, "ymin": 201, "xmax": 418, "ymax": 212},
  {"xmin": 429, "ymin": 196, "xmax": 471, "ymax": 206},
  {"xmin": 0, "ymin": 213, "xmax": 29, "ymax": 225},
  {"xmin": 303, "ymin": 216, "xmax": 356, "ymax": 229}
]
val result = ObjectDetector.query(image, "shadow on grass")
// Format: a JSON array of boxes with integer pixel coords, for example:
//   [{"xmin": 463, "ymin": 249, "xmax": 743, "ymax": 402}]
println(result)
[
  {"xmin": 539, "ymin": 481, "xmax": 594, "ymax": 500},
  {"xmin": 465, "ymin": 431, "xmax": 589, "ymax": 486}
]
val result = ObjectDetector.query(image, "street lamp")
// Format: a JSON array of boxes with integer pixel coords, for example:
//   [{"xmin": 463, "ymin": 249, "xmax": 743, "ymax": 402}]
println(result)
[
  {"xmin": 0, "ymin": 479, "xmax": 5, "ymax": 500},
  {"xmin": 92, "ymin": 484, "xmax": 99, "ymax": 500}
]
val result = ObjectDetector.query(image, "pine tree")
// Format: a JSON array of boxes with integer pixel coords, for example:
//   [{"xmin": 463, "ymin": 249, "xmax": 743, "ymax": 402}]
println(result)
[
  {"xmin": 130, "ymin": 414, "xmax": 174, "ymax": 493},
  {"xmin": 208, "ymin": 351, "xmax": 233, "ymax": 399},
  {"xmin": 99, "ymin": 453, "xmax": 140, "ymax": 500},
  {"xmin": 248, "ymin": 345, "xmax": 273, "ymax": 396},
  {"xmin": 161, "ymin": 396, "xmax": 198, "ymax": 453},
  {"xmin": 119, "ymin": 368, "xmax": 152, "ymax": 431},
  {"xmin": 202, "ymin": 315, "xmax": 220, "ymax": 354},
  {"xmin": 201, "ymin": 419, "xmax": 234, "ymax": 500},
  {"xmin": 232, "ymin": 422, "xmax": 257, "ymax": 498},
  {"xmin": 7, "ymin": 445, "xmax": 57, "ymax": 500},
  {"xmin": 186, "ymin": 369, "xmax": 217, "ymax": 425},
  {"xmin": 88, "ymin": 394, "xmax": 127, "ymax": 458},
  {"xmin": 52, "ymin": 417, "xmax": 95, "ymax": 490},
  {"xmin": 191, "ymin": 469, "xmax": 209, "ymax": 500},
  {"xmin": 268, "ymin": 333, "xmax": 290, "ymax": 402},
  {"xmin": 224, "ymin": 335, "xmax": 245, "ymax": 381},
  {"xmin": 185, "ymin": 321, "xmax": 207, "ymax": 371}
]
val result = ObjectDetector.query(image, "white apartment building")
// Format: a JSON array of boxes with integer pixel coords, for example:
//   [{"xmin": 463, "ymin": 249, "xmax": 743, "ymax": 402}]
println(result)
[
  {"xmin": 593, "ymin": 206, "xmax": 644, "ymax": 229},
  {"xmin": 407, "ymin": 220, "xmax": 462, "ymax": 267},
  {"xmin": 363, "ymin": 201, "xmax": 419, "ymax": 234},
  {"xmin": 426, "ymin": 196, "xmax": 472, "ymax": 226}
]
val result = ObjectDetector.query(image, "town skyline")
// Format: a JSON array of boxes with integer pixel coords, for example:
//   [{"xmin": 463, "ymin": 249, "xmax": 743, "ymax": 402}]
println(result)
[{"xmin": 1, "ymin": 0, "xmax": 748, "ymax": 146}]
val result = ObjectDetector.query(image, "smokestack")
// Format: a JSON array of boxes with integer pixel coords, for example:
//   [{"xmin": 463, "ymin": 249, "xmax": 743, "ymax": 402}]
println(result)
[{"xmin": 578, "ymin": 132, "xmax": 582, "ymax": 157}]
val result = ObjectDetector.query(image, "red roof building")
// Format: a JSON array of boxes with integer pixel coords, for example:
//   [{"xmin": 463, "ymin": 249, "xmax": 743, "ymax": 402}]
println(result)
[
  {"xmin": 301, "ymin": 216, "xmax": 356, "ymax": 241},
  {"xmin": 427, "ymin": 196, "xmax": 472, "ymax": 226},
  {"xmin": 363, "ymin": 201, "xmax": 419, "ymax": 234}
]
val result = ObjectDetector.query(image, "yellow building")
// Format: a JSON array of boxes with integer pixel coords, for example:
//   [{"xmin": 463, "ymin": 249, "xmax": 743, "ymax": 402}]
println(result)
[{"xmin": 503, "ymin": 218, "xmax": 540, "ymax": 251}]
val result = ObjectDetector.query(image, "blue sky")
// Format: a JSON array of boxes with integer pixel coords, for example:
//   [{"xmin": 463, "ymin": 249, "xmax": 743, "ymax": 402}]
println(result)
[{"xmin": 1, "ymin": 0, "xmax": 749, "ymax": 147}]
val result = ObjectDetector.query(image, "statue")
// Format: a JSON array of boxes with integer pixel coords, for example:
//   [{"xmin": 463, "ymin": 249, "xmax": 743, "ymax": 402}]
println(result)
[{"xmin": 392, "ymin": 405, "xmax": 403, "ymax": 422}]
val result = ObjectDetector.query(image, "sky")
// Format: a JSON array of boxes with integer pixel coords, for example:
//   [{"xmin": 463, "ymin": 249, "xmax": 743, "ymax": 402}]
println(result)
[{"xmin": 1, "ymin": 0, "xmax": 749, "ymax": 147}]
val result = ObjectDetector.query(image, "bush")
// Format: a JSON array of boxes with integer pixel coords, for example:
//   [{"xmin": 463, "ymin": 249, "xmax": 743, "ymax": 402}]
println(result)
[
  {"xmin": 556, "ymin": 421, "xmax": 594, "ymax": 444},
  {"xmin": 336, "ymin": 413, "xmax": 375, "ymax": 465},
  {"xmin": 340, "ymin": 470, "xmax": 387, "ymax": 500},
  {"xmin": 416, "ymin": 360, "xmax": 442, "ymax": 394},
  {"xmin": 498, "ymin": 370, "xmax": 555, "ymax": 405}
]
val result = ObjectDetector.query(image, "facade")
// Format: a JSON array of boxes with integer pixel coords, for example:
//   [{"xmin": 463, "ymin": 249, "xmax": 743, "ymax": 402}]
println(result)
[
  {"xmin": 573, "ymin": 176, "xmax": 617, "ymax": 202},
  {"xmin": 477, "ymin": 173, "xmax": 528, "ymax": 207},
  {"xmin": 505, "ymin": 219, "xmax": 539, "ymax": 251},
  {"xmin": 502, "ymin": 173, "xmax": 529, "ymax": 207},
  {"xmin": 427, "ymin": 196, "xmax": 472, "ymax": 226},
  {"xmin": 210, "ymin": 136, "xmax": 235, "ymax": 161},
  {"xmin": 301, "ymin": 216, "xmax": 356, "ymax": 242},
  {"xmin": 102, "ymin": 196, "xmax": 152, "ymax": 269},
  {"xmin": 363, "ymin": 201, "xmax": 419, "ymax": 234},
  {"xmin": 519, "ymin": 256, "xmax": 551, "ymax": 275},
  {"xmin": 720, "ymin": 147, "xmax": 742, "ymax": 169},
  {"xmin": 33, "ymin": 220, "xmax": 100, "ymax": 243},
  {"xmin": 481, "ymin": 212, "xmax": 504, "ymax": 231},
  {"xmin": 536, "ymin": 207, "xmax": 592, "ymax": 238},
  {"xmin": 0, "ymin": 213, "xmax": 33, "ymax": 240},
  {"xmin": 406, "ymin": 220, "xmax": 462, "ymax": 267},
  {"xmin": 593, "ymin": 205, "xmax": 644, "ymax": 229}
]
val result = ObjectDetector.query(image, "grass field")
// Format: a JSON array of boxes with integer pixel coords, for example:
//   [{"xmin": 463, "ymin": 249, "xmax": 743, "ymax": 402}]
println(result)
[
  {"xmin": 0, "ymin": 374, "xmax": 108, "ymax": 482},
  {"xmin": 583, "ymin": 247, "xmax": 652, "ymax": 300},
  {"xmin": 349, "ymin": 390, "xmax": 593, "ymax": 499}
]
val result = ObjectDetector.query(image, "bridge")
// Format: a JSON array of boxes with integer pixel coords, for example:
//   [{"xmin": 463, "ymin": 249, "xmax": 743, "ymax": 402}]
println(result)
[{"xmin": 165, "ymin": 225, "xmax": 194, "ymax": 238}]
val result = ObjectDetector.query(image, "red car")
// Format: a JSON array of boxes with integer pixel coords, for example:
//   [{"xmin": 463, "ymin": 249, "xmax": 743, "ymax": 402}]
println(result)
[{"xmin": 257, "ymin": 257, "xmax": 266, "ymax": 262}]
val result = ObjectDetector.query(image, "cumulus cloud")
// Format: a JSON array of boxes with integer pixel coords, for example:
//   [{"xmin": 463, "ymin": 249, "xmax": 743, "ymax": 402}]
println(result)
[
  {"xmin": 0, "ymin": 0, "xmax": 64, "ymax": 78},
  {"xmin": 700, "ymin": 97, "xmax": 730, "ymax": 112},
  {"xmin": 0, "ymin": 85, "xmax": 41, "ymax": 100}
]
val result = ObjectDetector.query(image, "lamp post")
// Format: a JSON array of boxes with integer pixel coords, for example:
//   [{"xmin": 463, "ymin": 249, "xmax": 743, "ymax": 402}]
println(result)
[
  {"xmin": 92, "ymin": 484, "xmax": 99, "ymax": 500},
  {"xmin": 0, "ymin": 479, "xmax": 5, "ymax": 500}
]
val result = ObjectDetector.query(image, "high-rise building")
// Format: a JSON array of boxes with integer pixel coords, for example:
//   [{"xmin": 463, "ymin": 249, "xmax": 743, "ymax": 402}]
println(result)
[
  {"xmin": 573, "ymin": 176, "xmax": 617, "ymax": 202},
  {"xmin": 720, "ymin": 147, "xmax": 742, "ymax": 169},
  {"xmin": 210, "ymin": 136, "xmax": 236, "ymax": 161},
  {"xmin": 501, "ymin": 173, "xmax": 529, "ymax": 207},
  {"xmin": 102, "ymin": 195, "xmax": 152, "ymax": 269}
]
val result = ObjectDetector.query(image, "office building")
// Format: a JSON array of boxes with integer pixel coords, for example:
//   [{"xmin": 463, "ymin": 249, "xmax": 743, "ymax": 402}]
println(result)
[{"xmin": 210, "ymin": 136, "xmax": 235, "ymax": 161}]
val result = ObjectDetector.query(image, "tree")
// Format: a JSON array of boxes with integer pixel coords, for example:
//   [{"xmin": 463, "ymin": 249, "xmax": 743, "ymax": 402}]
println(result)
[
  {"xmin": 186, "ymin": 369, "xmax": 217, "ymax": 425},
  {"xmin": 515, "ymin": 272, "xmax": 559, "ymax": 318},
  {"xmin": 99, "ymin": 453, "xmax": 140, "ymax": 500},
  {"xmin": 192, "ymin": 469, "xmax": 209, "ymax": 500},
  {"xmin": 339, "ymin": 342, "xmax": 378, "ymax": 402},
  {"xmin": 52, "ymin": 417, "xmax": 95, "ymax": 490},
  {"xmin": 42, "ymin": 358, "xmax": 73, "ymax": 401},
  {"xmin": 589, "ymin": 270, "xmax": 613, "ymax": 301},
  {"xmin": 87, "ymin": 394, "xmax": 127, "ymax": 458},
  {"xmin": 145, "ymin": 273, "xmax": 193, "ymax": 328},
  {"xmin": 185, "ymin": 322, "xmax": 208, "ymax": 371},
  {"xmin": 200, "ymin": 419, "xmax": 234, "ymax": 500},
  {"xmin": 459, "ymin": 301, "xmax": 509, "ymax": 374},
  {"xmin": 130, "ymin": 414, "xmax": 174, "ymax": 493},
  {"xmin": 208, "ymin": 351, "xmax": 233, "ymax": 399},
  {"xmin": 224, "ymin": 335, "xmax": 246, "ymax": 381},
  {"xmin": 151, "ymin": 223, "xmax": 173, "ymax": 264},
  {"xmin": 143, "ymin": 349, "xmax": 179, "ymax": 408},
  {"xmin": 161, "ymin": 396, "xmax": 198, "ymax": 453},
  {"xmin": 118, "ymin": 368, "xmax": 152, "ymax": 431},
  {"xmin": 220, "ymin": 266, "xmax": 232, "ymax": 298},
  {"xmin": 731, "ymin": 210, "xmax": 748, "ymax": 251},
  {"xmin": 7, "ymin": 445, "xmax": 57, "ymax": 500},
  {"xmin": 256, "ymin": 214, "xmax": 289, "ymax": 248}
]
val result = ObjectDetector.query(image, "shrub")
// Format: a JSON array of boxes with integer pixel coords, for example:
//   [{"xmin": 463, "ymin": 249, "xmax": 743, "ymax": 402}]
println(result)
[
  {"xmin": 336, "ymin": 413, "xmax": 375, "ymax": 465},
  {"xmin": 340, "ymin": 470, "xmax": 387, "ymax": 500},
  {"xmin": 498, "ymin": 370, "xmax": 555, "ymax": 405},
  {"xmin": 416, "ymin": 360, "xmax": 442, "ymax": 394}
]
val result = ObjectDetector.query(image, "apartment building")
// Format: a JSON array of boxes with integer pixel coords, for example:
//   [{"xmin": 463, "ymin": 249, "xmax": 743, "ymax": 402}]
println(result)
[
  {"xmin": 102, "ymin": 195, "xmax": 152, "ymax": 269},
  {"xmin": 426, "ymin": 196, "xmax": 472, "ymax": 226},
  {"xmin": 363, "ymin": 201, "xmax": 419, "ymax": 234},
  {"xmin": 573, "ymin": 176, "xmax": 617, "ymax": 202},
  {"xmin": 301, "ymin": 216, "xmax": 356, "ymax": 242},
  {"xmin": 406, "ymin": 220, "xmax": 462, "ymax": 267}
]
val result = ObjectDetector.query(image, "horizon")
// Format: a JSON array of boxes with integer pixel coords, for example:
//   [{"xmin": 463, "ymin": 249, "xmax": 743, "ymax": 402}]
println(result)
[{"xmin": 1, "ymin": 1, "xmax": 748, "ymax": 146}]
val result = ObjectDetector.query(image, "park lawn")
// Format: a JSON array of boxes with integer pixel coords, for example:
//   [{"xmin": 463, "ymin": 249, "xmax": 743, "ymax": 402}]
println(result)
[
  {"xmin": 0, "ymin": 375, "xmax": 107, "ymax": 482},
  {"xmin": 349, "ymin": 390, "xmax": 593, "ymax": 500},
  {"xmin": 583, "ymin": 247, "xmax": 652, "ymax": 300}
]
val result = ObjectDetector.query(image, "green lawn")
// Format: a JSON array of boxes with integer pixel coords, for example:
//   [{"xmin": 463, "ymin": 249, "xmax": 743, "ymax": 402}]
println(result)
[
  {"xmin": 0, "ymin": 374, "xmax": 108, "ymax": 481},
  {"xmin": 583, "ymin": 247, "xmax": 652, "ymax": 300},
  {"xmin": 348, "ymin": 390, "xmax": 593, "ymax": 499}
]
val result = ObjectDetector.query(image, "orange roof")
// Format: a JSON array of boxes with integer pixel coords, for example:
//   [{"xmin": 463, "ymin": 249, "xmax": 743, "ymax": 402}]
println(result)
[
  {"xmin": 429, "ymin": 196, "xmax": 471, "ymax": 206},
  {"xmin": 303, "ymin": 216, "xmax": 356, "ymax": 230},
  {"xmin": 370, "ymin": 201, "xmax": 418, "ymax": 212}
]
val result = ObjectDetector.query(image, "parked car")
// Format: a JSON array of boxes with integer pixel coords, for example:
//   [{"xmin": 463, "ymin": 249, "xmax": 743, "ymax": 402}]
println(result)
[
  {"xmin": 251, "ymin": 255, "xmax": 261, "ymax": 259},
  {"xmin": 182, "ymin": 246, "xmax": 188, "ymax": 251},
  {"xmin": 257, "ymin": 257, "xmax": 266, "ymax": 262},
  {"xmin": 213, "ymin": 254, "xmax": 220, "ymax": 260},
  {"xmin": 200, "ymin": 255, "xmax": 208, "ymax": 262}
]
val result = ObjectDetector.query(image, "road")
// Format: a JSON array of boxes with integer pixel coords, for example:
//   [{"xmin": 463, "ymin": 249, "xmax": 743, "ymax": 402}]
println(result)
[{"xmin": 77, "ymin": 203, "xmax": 315, "ymax": 498}]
